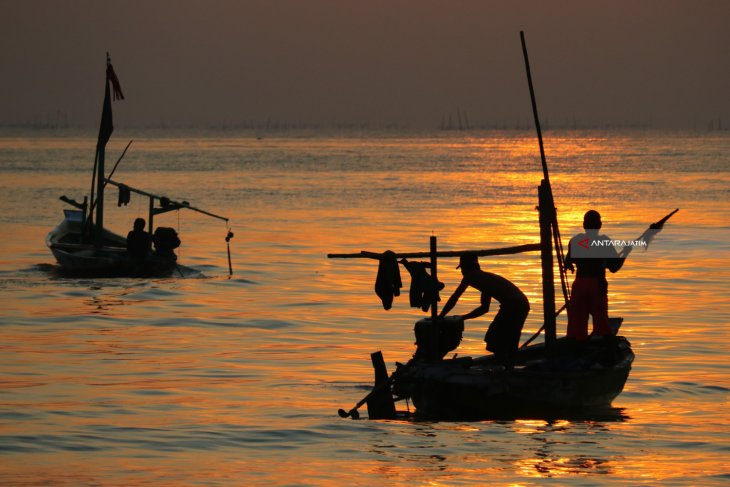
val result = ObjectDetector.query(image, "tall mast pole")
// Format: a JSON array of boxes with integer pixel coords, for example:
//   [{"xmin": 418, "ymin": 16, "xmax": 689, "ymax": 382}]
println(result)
[
  {"xmin": 94, "ymin": 53, "xmax": 114, "ymax": 248},
  {"xmin": 520, "ymin": 31, "xmax": 563, "ymax": 347},
  {"xmin": 521, "ymin": 32, "xmax": 550, "ymax": 184},
  {"xmin": 94, "ymin": 132, "xmax": 106, "ymax": 247}
]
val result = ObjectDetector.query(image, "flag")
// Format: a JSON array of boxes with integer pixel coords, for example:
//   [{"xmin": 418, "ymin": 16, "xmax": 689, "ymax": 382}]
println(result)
[
  {"xmin": 96, "ymin": 54, "xmax": 123, "ymax": 150},
  {"xmin": 107, "ymin": 61, "xmax": 124, "ymax": 101},
  {"xmin": 96, "ymin": 77, "xmax": 113, "ymax": 150}
]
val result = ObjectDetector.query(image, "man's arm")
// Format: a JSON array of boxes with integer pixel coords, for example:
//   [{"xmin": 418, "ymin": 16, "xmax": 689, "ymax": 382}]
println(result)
[
  {"xmin": 564, "ymin": 238, "xmax": 574, "ymax": 273},
  {"xmin": 438, "ymin": 280, "xmax": 468, "ymax": 318},
  {"xmin": 606, "ymin": 256, "xmax": 625, "ymax": 273},
  {"xmin": 460, "ymin": 302, "xmax": 490, "ymax": 320},
  {"xmin": 605, "ymin": 235, "xmax": 626, "ymax": 273}
]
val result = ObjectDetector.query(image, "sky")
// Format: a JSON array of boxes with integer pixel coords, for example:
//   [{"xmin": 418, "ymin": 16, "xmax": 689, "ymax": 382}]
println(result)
[{"xmin": 1, "ymin": 0, "xmax": 728, "ymax": 130}]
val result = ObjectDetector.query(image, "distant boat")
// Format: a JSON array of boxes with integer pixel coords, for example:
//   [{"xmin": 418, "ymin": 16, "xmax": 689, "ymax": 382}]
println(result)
[{"xmin": 47, "ymin": 54, "xmax": 231, "ymax": 277}]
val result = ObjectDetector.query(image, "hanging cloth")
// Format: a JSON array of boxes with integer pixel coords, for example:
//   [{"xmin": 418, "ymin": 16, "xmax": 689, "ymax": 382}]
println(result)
[
  {"xmin": 117, "ymin": 184, "xmax": 131, "ymax": 206},
  {"xmin": 374, "ymin": 250, "xmax": 401, "ymax": 310},
  {"xmin": 400, "ymin": 259, "xmax": 445, "ymax": 313}
]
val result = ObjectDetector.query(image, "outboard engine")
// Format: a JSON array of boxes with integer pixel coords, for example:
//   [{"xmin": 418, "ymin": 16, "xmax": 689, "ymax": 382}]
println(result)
[
  {"xmin": 413, "ymin": 316, "xmax": 464, "ymax": 360},
  {"xmin": 153, "ymin": 227, "xmax": 181, "ymax": 259}
]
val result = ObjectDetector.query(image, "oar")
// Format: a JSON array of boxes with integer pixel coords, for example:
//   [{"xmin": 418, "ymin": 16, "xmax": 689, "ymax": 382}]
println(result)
[{"xmin": 338, "ymin": 366, "xmax": 405, "ymax": 419}]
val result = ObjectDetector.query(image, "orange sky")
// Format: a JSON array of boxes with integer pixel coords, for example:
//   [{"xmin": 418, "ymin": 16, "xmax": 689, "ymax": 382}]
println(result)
[{"xmin": 1, "ymin": 0, "xmax": 728, "ymax": 129}]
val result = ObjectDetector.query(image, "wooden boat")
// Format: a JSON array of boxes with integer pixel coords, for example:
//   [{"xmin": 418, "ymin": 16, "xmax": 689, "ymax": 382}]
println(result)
[
  {"xmin": 47, "ymin": 54, "xmax": 231, "ymax": 277},
  {"xmin": 330, "ymin": 33, "xmax": 640, "ymax": 421},
  {"xmin": 386, "ymin": 318, "xmax": 633, "ymax": 420},
  {"xmin": 331, "ymin": 226, "xmax": 635, "ymax": 421}
]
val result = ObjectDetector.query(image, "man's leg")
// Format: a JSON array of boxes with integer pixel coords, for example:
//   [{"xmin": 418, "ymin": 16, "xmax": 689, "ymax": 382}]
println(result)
[{"xmin": 567, "ymin": 278, "xmax": 591, "ymax": 341}]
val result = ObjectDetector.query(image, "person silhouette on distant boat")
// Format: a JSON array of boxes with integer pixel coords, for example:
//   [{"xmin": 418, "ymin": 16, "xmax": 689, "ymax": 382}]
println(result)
[
  {"xmin": 439, "ymin": 253, "xmax": 530, "ymax": 366},
  {"xmin": 126, "ymin": 217, "xmax": 151, "ymax": 268},
  {"xmin": 565, "ymin": 210, "xmax": 626, "ymax": 341}
]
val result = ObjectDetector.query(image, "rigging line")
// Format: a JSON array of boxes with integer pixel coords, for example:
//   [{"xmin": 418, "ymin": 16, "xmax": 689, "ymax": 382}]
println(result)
[
  {"xmin": 520, "ymin": 303, "xmax": 568, "ymax": 349},
  {"xmin": 554, "ymin": 216, "xmax": 570, "ymax": 300},
  {"xmin": 553, "ymin": 221, "xmax": 570, "ymax": 304},
  {"xmin": 105, "ymin": 140, "xmax": 133, "ymax": 185}
]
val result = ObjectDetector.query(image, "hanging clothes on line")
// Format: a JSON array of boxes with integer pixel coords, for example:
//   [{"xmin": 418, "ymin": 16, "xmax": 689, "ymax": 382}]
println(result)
[
  {"xmin": 374, "ymin": 250, "xmax": 401, "ymax": 310},
  {"xmin": 400, "ymin": 259, "xmax": 444, "ymax": 313},
  {"xmin": 117, "ymin": 184, "xmax": 131, "ymax": 206}
]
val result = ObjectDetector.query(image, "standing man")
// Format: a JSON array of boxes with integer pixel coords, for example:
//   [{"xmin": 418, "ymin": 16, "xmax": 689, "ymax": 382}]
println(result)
[
  {"xmin": 565, "ymin": 210, "xmax": 625, "ymax": 341},
  {"xmin": 439, "ymin": 253, "xmax": 530, "ymax": 366}
]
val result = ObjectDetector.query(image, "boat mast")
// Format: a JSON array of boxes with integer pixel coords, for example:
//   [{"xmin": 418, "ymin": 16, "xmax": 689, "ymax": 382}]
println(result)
[
  {"xmin": 93, "ymin": 54, "xmax": 112, "ymax": 247},
  {"xmin": 520, "ymin": 31, "xmax": 570, "ymax": 348}
]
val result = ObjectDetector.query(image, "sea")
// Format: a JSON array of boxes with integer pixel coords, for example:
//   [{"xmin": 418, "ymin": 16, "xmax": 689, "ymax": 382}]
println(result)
[{"xmin": 0, "ymin": 128, "xmax": 728, "ymax": 486}]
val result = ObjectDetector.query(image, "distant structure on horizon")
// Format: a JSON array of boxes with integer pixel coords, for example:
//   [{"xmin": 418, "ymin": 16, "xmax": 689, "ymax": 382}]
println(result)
[{"xmin": 1, "ymin": 114, "xmax": 727, "ymax": 133}]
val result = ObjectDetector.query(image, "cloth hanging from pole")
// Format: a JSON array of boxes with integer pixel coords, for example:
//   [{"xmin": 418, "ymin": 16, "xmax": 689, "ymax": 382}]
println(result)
[
  {"xmin": 400, "ymin": 259, "xmax": 444, "ymax": 313},
  {"xmin": 117, "ymin": 184, "xmax": 131, "ymax": 206},
  {"xmin": 374, "ymin": 250, "xmax": 401, "ymax": 310}
]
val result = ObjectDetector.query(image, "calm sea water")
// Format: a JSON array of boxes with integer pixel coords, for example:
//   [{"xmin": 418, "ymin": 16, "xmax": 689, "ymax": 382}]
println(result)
[{"xmin": 0, "ymin": 129, "xmax": 728, "ymax": 486}]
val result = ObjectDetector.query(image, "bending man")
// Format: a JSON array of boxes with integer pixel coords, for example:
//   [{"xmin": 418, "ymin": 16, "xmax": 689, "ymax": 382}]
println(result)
[{"xmin": 439, "ymin": 254, "xmax": 530, "ymax": 366}]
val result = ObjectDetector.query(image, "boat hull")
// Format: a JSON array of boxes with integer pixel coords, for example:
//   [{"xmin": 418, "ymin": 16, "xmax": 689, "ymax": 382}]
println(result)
[
  {"xmin": 393, "ymin": 336, "xmax": 634, "ymax": 420},
  {"xmin": 46, "ymin": 217, "xmax": 177, "ymax": 277}
]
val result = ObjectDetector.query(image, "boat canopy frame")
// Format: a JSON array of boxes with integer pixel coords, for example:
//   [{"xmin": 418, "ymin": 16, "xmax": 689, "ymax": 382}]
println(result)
[{"xmin": 105, "ymin": 178, "xmax": 229, "ymax": 234}]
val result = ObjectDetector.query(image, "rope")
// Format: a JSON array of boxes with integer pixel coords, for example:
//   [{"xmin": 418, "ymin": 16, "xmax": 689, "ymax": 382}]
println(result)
[
  {"xmin": 553, "ymin": 219, "xmax": 571, "ymax": 304},
  {"xmin": 520, "ymin": 303, "xmax": 567, "ymax": 349}
]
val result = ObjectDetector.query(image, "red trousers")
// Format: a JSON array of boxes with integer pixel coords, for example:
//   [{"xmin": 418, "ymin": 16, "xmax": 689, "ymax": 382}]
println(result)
[{"xmin": 566, "ymin": 277, "xmax": 612, "ymax": 341}]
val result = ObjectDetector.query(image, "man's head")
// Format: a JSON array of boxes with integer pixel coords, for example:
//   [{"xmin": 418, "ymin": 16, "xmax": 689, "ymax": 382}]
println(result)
[
  {"xmin": 583, "ymin": 210, "xmax": 602, "ymax": 230},
  {"xmin": 133, "ymin": 217, "xmax": 146, "ymax": 231},
  {"xmin": 456, "ymin": 253, "xmax": 480, "ymax": 275}
]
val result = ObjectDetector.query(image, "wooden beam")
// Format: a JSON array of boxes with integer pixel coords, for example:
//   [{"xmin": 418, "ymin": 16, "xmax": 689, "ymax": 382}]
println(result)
[
  {"xmin": 327, "ymin": 243, "xmax": 541, "ymax": 260},
  {"xmin": 105, "ymin": 178, "xmax": 229, "ymax": 222}
]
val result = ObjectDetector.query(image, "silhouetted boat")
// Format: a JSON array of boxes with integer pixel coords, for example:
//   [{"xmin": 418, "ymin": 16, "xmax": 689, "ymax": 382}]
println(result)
[
  {"xmin": 385, "ymin": 318, "xmax": 633, "ymax": 420},
  {"xmin": 330, "ymin": 32, "xmax": 638, "ymax": 421},
  {"xmin": 330, "ymin": 206, "xmax": 635, "ymax": 421},
  {"xmin": 47, "ymin": 54, "xmax": 231, "ymax": 277}
]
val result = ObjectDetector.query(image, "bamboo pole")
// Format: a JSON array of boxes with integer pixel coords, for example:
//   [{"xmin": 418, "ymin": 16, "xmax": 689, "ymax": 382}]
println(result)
[
  {"xmin": 538, "ymin": 182, "xmax": 556, "ymax": 347},
  {"xmin": 105, "ymin": 178, "xmax": 229, "ymax": 222},
  {"xmin": 327, "ymin": 243, "xmax": 541, "ymax": 260}
]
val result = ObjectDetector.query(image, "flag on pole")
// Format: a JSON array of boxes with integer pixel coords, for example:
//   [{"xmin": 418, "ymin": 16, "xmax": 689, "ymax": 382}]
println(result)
[
  {"xmin": 97, "ymin": 53, "xmax": 123, "ymax": 150},
  {"xmin": 107, "ymin": 59, "xmax": 124, "ymax": 101}
]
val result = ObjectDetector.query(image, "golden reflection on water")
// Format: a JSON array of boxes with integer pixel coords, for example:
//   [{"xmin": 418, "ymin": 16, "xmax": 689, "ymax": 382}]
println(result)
[{"xmin": 1, "ymin": 133, "xmax": 729, "ymax": 485}]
